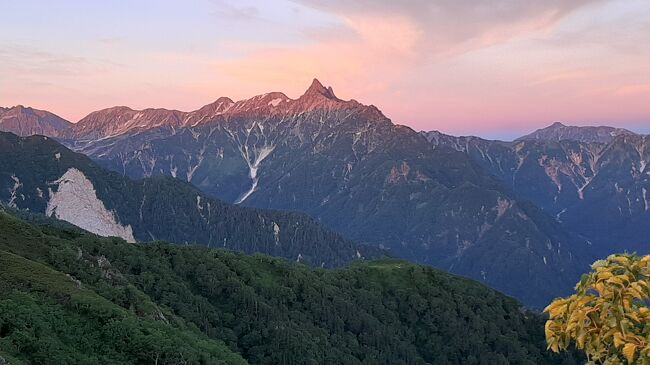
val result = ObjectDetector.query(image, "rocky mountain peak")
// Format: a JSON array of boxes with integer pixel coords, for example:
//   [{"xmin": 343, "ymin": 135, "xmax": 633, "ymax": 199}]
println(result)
[
  {"xmin": 201, "ymin": 97, "xmax": 235, "ymax": 111},
  {"xmin": 62, "ymin": 78, "xmax": 386, "ymax": 139},
  {"xmin": 301, "ymin": 78, "xmax": 339, "ymax": 101},
  {"xmin": 184, "ymin": 97, "xmax": 236, "ymax": 127}
]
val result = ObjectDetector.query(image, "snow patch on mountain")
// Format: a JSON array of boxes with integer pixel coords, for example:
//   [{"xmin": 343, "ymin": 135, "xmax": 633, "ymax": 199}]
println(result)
[
  {"xmin": 46, "ymin": 168, "xmax": 136, "ymax": 242},
  {"xmin": 8, "ymin": 174, "xmax": 22, "ymax": 208},
  {"xmin": 235, "ymin": 144, "xmax": 275, "ymax": 204},
  {"xmin": 186, "ymin": 146, "xmax": 206, "ymax": 182},
  {"xmin": 196, "ymin": 195, "xmax": 203, "ymax": 210},
  {"xmin": 268, "ymin": 98, "xmax": 284, "ymax": 107},
  {"xmin": 273, "ymin": 222, "xmax": 280, "ymax": 245}
]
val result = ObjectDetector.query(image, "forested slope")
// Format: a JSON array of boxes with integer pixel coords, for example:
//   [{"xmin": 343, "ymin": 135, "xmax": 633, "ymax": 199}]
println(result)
[
  {"xmin": 0, "ymin": 132, "xmax": 379, "ymax": 267},
  {"xmin": 0, "ymin": 209, "xmax": 581, "ymax": 364}
]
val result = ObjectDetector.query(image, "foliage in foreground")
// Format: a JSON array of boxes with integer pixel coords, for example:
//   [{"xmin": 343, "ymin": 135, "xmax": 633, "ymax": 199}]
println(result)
[
  {"xmin": 0, "ymin": 248, "xmax": 246, "ymax": 364},
  {"xmin": 0, "ymin": 210, "xmax": 581, "ymax": 364},
  {"xmin": 545, "ymin": 254, "xmax": 650, "ymax": 364}
]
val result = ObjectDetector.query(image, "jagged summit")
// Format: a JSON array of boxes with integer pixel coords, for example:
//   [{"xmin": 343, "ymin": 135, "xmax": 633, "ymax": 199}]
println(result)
[
  {"xmin": 61, "ymin": 78, "xmax": 380, "ymax": 139},
  {"xmin": 302, "ymin": 78, "xmax": 339, "ymax": 100}
]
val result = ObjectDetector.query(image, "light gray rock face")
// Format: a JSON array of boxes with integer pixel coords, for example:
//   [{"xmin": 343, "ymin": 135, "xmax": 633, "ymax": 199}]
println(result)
[{"xmin": 46, "ymin": 168, "xmax": 136, "ymax": 242}]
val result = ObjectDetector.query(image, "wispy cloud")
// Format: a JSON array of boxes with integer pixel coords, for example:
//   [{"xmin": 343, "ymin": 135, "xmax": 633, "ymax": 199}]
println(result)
[
  {"xmin": 293, "ymin": 0, "xmax": 604, "ymax": 57},
  {"xmin": 0, "ymin": 44, "xmax": 94, "ymax": 77},
  {"xmin": 209, "ymin": 0, "xmax": 261, "ymax": 22}
]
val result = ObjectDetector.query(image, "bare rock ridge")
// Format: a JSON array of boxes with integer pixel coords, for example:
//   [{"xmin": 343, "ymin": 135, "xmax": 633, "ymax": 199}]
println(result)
[
  {"xmin": 0, "ymin": 105, "xmax": 72, "ymax": 137},
  {"xmin": 517, "ymin": 121, "xmax": 636, "ymax": 143},
  {"xmin": 60, "ymin": 78, "xmax": 357, "ymax": 140},
  {"xmin": 3, "ymin": 80, "xmax": 646, "ymax": 143}
]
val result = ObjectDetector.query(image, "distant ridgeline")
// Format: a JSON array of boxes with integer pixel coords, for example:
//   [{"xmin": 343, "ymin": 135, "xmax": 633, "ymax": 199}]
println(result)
[{"xmin": 0, "ymin": 208, "xmax": 582, "ymax": 364}]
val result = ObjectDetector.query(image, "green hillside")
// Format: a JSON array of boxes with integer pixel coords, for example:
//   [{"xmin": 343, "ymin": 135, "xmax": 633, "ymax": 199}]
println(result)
[
  {"xmin": 0, "ymin": 209, "xmax": 581, "ymax": 364},
  {"xmin": 0, "ymin": 236, "xmax": 246, "ymax": 364}
]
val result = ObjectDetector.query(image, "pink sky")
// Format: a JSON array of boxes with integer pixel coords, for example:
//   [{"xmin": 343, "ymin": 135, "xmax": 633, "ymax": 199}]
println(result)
[{"xmin": 1, "ymin": 0, "xmax": 649, "ymax": 138}]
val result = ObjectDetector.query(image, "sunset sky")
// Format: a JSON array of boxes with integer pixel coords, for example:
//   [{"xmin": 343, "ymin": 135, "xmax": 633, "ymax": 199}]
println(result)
[{"xmin": 1, "ymin": 0, "xmax": 649, "ymax": 139}]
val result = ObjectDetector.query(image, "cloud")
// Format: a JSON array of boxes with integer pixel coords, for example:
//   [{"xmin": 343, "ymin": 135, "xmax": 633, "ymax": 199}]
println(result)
[
  {"xmin": 215, "ymin": 0, "xmax": 605, "ymax": 121},
  {"xmin": 209, "ymin": 0, "xmax": 261, "ymax": 22},
  {"xmin": 216, "ymin": 0, "xmax": 604, "ymax": 92},
  {"xmin": 292, "ymin": 0, "xmax": 604, "ymax": 58},
  {"xmin": 215, "ymin": 13, "xmax": 421, "ymax": 103},
  {"xmin": 0, "ymin": 44, "xmax": 94, "ymax": 77}
]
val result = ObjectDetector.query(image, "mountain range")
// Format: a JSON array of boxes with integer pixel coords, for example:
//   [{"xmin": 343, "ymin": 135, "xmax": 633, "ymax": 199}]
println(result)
[
  {"xmin": 422, "ymin": 127, "xmax": 649, "ymax": 256},
  {"xmin": 1, "ymin": 79, "xmax": 646, "ymax": 308},
  {"xmin": 516, "ymin": 121, "xmax": 636, "ymax": 143},
  {"xmin": 0, "ymin": 132, "xmax": 379, "ymax": 268}
]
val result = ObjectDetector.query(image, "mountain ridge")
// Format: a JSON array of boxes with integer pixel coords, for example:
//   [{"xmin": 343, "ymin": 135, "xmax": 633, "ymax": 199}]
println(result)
[
  {"xmin": 422, "ymin": 129, "xmax": 650, "ymax": 255},
  {"xmin": 60, "ymin": 78, "xmax": 379, "ymax": 141},
  {"xmin": 0, "ymin": 105, "xmax": 72, "ymax": 137},
  {"xmin": 516, "ymin": 121, "xmax": 637, "ymax": 143},
  {"xmin": 0, "ymin": 131, "xmax": 380, "ymax": 267}
]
